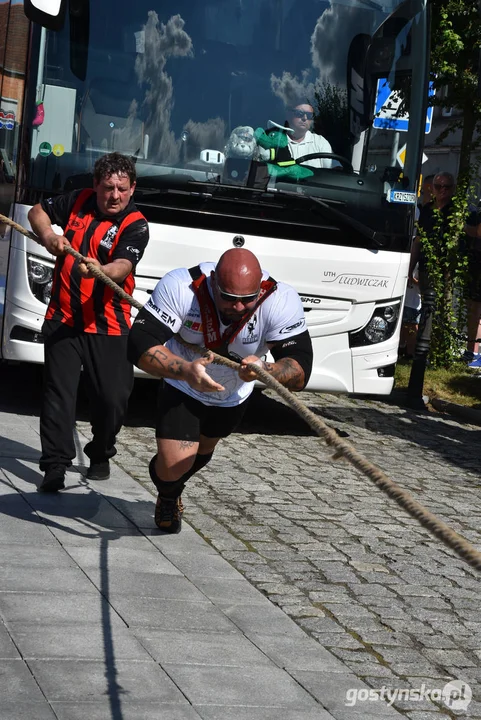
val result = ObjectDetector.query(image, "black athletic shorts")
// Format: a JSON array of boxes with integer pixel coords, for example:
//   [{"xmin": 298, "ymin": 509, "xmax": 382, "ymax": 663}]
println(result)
[{"xmin": 155, "ymin": 381, "xmax": 249, "ymax": 440}]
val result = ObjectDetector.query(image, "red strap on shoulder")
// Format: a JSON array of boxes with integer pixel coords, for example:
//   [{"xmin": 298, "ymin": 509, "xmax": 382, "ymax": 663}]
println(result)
[{"xmin": 191, "ymin": 273, "xmax": 277, "ymax": 352}]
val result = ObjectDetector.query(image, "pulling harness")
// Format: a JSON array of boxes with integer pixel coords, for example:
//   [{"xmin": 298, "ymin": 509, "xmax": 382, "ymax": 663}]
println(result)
[{"xmin": 188, "ymin": 264, "xmax": 277, "ymax": 357}]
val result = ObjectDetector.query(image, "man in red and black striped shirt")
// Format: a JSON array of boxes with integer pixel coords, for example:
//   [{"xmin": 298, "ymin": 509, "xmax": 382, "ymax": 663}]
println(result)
[{"xmin": 28, "ymin": 153, "xmax": 149, "ymax": 492}]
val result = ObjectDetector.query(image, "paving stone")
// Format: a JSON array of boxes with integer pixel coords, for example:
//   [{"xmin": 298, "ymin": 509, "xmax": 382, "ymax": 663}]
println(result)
[
  {"xmin": 404, "ymin": 713, "xmax": 453, "ymax": 720},
  {"xmin": 289, "ymin": 670, "xmax": 406, "ymax": 718},
  {"xmin": 0, "ymin": 702, "xmax": 57, "ymax": 720},
  {"xmin": 134, "ymin": 628, "xmax": 273, "ymax": 667},
  {"xmin": 51, "ymin": 704, "xmax": 204, "ymax": 720},
  {"xmin": 0, "ymin": 565, "xmax": 99, "ymax": 593},
  {"xmin": 0, "ymin": 659, "xmax": 47, "ymax": 702},
  {"xmin": 312, "ymin": 633, "xmax": 365, "ymax": 649},
  {"xmin": 6, "ymin": 371, "xmax": 481, "ymax": 719},
  {"xmin": 0, "ymin": 592, "xmax": 128, "ymax": 626},
  {"xmin": 192, "ymin": 709, "xmax": 334, "ymax": 720},
  {"xmin": 182, "ymin": 662, "xmax": 329, "ymax": 711},
  {"xmin": 27, "ymin": 659, "xmax": 188, "ymax": 702},
  {"xmin": 109, "ymin": 596, "xmax": 237, "ymax": 632},
  {"xmin": 221, "ymin": 602, "xmax": 308, "ymax": 638},
  {"xmin": 0, "ymin": 623, "xmax": 21, "ymax": 659},
  {"xmin": 7, "ymin": 623, "xmax": 151, "ymax": 660}
]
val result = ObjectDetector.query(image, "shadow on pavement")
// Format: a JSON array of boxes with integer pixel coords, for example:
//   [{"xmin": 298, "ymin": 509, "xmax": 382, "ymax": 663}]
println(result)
[
  {"xmin": 2, "ymin": 363, "xmax": 481, "ymax": 482},
  {"xmin": 0, "ymin": 458, "xmax": 159, "ymax": 720}
]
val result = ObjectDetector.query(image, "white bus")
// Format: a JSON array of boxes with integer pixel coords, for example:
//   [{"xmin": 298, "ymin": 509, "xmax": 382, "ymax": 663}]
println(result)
[{"xmin": 0, "ymin": 0, "xmax": 430, "ymax": 394}]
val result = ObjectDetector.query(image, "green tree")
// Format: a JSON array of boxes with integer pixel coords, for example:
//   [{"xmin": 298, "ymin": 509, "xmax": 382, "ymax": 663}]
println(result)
[
  {"xmin": 416, "ymin": 1, "xmax": 481, "ymax": 367},
  {"xmin": 417, "ymin": 193, "xmax": 470, "ymax": 368},
  {"xmin": 312, "ymin": 82, "xmax": 350, "ymax": 158},
  {"xmin": 430, "ymin": 1, "xmax": 481, "ymax": 178}
]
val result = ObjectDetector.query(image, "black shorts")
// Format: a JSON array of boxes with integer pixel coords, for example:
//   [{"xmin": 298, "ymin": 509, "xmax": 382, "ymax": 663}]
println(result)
[{"xmin": 155, "ymin": 381, "xmax": 249, "ymax": 440}]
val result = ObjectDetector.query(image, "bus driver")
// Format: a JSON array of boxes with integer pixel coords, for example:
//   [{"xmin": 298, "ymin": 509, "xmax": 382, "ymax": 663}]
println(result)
[{"xmin": 285, "ymin": 102, "xmax": 334, "ymax": 169}]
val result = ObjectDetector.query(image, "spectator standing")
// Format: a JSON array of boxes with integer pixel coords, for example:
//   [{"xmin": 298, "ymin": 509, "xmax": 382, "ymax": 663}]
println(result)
[
  {"xmin": 28, "ymin": 152, "xmax": 149, "ymax": 492},
  {"xmin": 409, "ymin": 171, "xmax": 456, "ymax": 296}
]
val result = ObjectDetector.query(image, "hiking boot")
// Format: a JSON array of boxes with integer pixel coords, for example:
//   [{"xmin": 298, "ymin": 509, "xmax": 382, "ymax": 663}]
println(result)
[
  {"xmin": 154, "ymin": 495, "xmax": 183, "ymax": 533},
  {"xmin": 38, "ymin": 464, "xmax": 66, "ymax": 493},
  {"xmin": 86, "ymin": 461, "xmax": 110, "ymax": 481}
]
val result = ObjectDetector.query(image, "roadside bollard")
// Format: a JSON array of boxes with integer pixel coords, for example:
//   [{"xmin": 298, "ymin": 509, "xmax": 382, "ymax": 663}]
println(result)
[{"xmin": 407, "ymin": 288, "xmax": 436, "ymax": 408}]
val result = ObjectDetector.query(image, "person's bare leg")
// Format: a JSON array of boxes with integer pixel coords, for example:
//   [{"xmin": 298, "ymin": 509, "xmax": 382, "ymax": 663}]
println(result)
[
  {"xmin": 154, "ymin": 438, "xmax": 199, "ymax": 481},
  {"xmin": 154, "ymin": 435, "xmax": 220, "ymax": 481},
  {"xmin": 151, "ymin": 436, "xmax": 220, "ymax": 532},
  {"xmin": 405, "ymin": 323, "xmax": 418, "ymax": 357}
]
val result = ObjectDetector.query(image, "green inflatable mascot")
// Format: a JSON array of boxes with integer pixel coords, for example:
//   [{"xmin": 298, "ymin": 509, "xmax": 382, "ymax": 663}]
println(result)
[{"xmin": 254, "ymin": 123, "xmax": 314, "ymax": 180}]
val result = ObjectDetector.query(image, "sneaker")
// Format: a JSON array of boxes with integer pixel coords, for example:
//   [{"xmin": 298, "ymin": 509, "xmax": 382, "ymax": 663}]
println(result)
[
  {"xmin": 468, "ymin": 355, "xmax": 481, "ymax": 369},
  {"xmin": 86, "ymin": 461, "xmax": 110, "ymax": 481},
  {"xmin": 154, "ymin": 495, "xmax": 183, "ymax": 533},
  {"xmin": 38, "ymin": 464, "xmax": 66, "ymax": 493},
  {"xmin": 461, "ymin": 350, "xmax": 481, "ymax": 363}
]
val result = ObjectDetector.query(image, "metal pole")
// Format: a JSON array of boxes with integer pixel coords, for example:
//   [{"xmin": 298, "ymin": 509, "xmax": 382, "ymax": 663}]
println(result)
[
  {"xmin": 390, "ymin": 131, "xmax": 400, "ymax": 167},
  {"xmin": 407, "ymin": 287, "xmax": 436, "ymax": 408}
]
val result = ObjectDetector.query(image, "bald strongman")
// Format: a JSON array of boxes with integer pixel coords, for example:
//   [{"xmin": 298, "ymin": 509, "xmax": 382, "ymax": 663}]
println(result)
[{"xmin": 128, "ymin": 248, "xmax": 313, "ymax": 533}]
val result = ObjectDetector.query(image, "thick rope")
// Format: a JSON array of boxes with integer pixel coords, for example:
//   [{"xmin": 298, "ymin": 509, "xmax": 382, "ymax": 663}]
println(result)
[
  {"xmin": 0, "ymin": 214, "xmax": 141, "ymax": 307},
  {"xmin": 3, "ymin": 212, "xmax": 481, "ymax": 571}
]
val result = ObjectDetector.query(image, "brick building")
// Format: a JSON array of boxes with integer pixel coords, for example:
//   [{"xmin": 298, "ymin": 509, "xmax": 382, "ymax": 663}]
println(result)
[{"xmin": 0, "ymin": 1, "xmax": 29, "ymax": 177}]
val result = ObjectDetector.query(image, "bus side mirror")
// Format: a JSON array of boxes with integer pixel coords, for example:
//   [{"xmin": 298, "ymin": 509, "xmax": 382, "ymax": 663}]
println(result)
[
  {"xmin": 69, "ymin": 0, "xmax": 90, "ymax": 81},
  {"xmin": 347, "ymin": 34, "xmax": 371, "ymax": 142},
  {"xmin": 24, "ymin": 0, "xmax": 67, "ymax": 30},
  {"xmin": 347, "ymin": 10, "xmax": 413, "ymax": 142}
]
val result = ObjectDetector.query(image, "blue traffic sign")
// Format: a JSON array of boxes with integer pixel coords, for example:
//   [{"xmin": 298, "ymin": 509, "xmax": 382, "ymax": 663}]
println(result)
[{"xmin": 373, "ymin": 79, "xmax": 434, "ymax": 134}]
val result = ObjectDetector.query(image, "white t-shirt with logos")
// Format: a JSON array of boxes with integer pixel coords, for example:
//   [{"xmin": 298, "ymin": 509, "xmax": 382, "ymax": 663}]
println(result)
[
  {"xmin": 144, "ymin": 262, "xmax": 306, "ymax": 407},
  {"xmin": 287, "ymin": 131, "xmax": 333, "ymax": 168}
]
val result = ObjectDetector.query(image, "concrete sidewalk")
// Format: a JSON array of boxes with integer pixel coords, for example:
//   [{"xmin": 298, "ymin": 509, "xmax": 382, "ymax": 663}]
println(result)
[{"xmin": 0, "ymin": 409, "xmax": 406, "ymax": 720}]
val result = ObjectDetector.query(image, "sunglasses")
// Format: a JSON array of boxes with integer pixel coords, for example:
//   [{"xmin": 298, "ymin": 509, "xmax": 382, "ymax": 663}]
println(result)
[
  {"xmin": 290, "ymin": 110, "xmax": 314, "ymax": 120},
  {"xmin": 433, "ymin": 183, "xmax": 453, "ymax": 190},
  {"xmin": 217, "ymin": 284, "xmax": 260, "ymax": 304}
]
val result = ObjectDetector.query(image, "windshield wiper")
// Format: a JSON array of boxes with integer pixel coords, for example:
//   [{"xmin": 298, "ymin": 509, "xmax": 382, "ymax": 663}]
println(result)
[{"xmin": 266, "ymin": 187, "xmax": 386, "ymax": 248}]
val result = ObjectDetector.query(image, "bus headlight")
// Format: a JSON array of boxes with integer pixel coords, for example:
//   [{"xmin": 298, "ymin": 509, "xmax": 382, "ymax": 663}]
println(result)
[
  {"xmin": 27, "ymin": 255, "xmax": 54, "ymax": 305},
  {"xmin": 349, "ymin": 300, "xmax": 401, "ymax": 347},
  {"xmin": 42, "ymin": 280, "xmax": 53, "ymax": 305}
]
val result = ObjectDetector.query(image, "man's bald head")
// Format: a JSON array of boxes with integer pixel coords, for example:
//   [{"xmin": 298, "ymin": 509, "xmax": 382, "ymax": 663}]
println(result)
[{"xmin": 215, "ymin": 249, "xmax": 262, "ymax": 295}]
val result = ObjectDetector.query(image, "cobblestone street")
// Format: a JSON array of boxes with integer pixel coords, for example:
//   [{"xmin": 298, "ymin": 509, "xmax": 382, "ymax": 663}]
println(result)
[{"xmin": 103, "ymin": 385, "xmax": 481, "ymax": 719}]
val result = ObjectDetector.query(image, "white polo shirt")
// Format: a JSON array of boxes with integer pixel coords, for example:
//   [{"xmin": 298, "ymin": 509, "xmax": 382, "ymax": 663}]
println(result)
[{"xmin": 287, "ymin": 131, "xmax": 333, "ymax": 168}]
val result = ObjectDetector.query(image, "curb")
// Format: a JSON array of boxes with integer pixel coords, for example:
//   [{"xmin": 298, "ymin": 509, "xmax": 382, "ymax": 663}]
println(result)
[
  {"xmin": 369, "ymin": 389, "xmax": 481, "ymax": 427},
  {"xmin": 429, "ymin": 397, "xmax": 481, "ymax": 427}
]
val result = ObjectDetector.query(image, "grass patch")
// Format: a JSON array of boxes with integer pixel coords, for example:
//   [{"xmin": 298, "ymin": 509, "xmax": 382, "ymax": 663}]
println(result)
[{"xmin": 395, "ymin": 357, "xmax": 481, "ymax": 409}]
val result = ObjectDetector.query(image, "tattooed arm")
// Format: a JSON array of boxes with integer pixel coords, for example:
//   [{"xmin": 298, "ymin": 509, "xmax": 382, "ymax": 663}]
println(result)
[
  {"xmin": 261, "ymin": 357, "xmax": 305, "ymax": 391},
  {"xmin": 138, "ymin": 344, "xmax": 225, "ymax": 392},
  {"xmin": 238, "ymin": 330, "xmax": 312, "ymax": 391},
  {"xmin": 238, "ymin": 355, "xmax": 305, "ymax": 391},
  {"xmin": 128, "ymin": 305, "xmax": 225, "ymax": 392},
  {"xmin": 138, "ymin": 344, "xmax": 187, "ymax": 379}
]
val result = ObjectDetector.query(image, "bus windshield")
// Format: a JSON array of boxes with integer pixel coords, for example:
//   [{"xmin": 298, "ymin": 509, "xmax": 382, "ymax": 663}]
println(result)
[{"xmin": 24, "ymin": 0, "xmax": 428, "ymax": 222}]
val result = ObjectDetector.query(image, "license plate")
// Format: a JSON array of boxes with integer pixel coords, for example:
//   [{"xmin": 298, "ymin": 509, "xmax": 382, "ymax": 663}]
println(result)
[{"xmin": 388, "ymin": 190, "xmax": 417, "ymax": 204}]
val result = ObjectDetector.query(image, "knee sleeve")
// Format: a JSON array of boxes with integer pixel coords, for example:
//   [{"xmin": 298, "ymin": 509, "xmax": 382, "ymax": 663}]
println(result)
[
  {"xmin": 148, "ymin": 452, "xmax": 213, "ymax": 498},
  {"xmin": 185, "ymin": 451, "xmax": 213, "ymax": 480}
]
